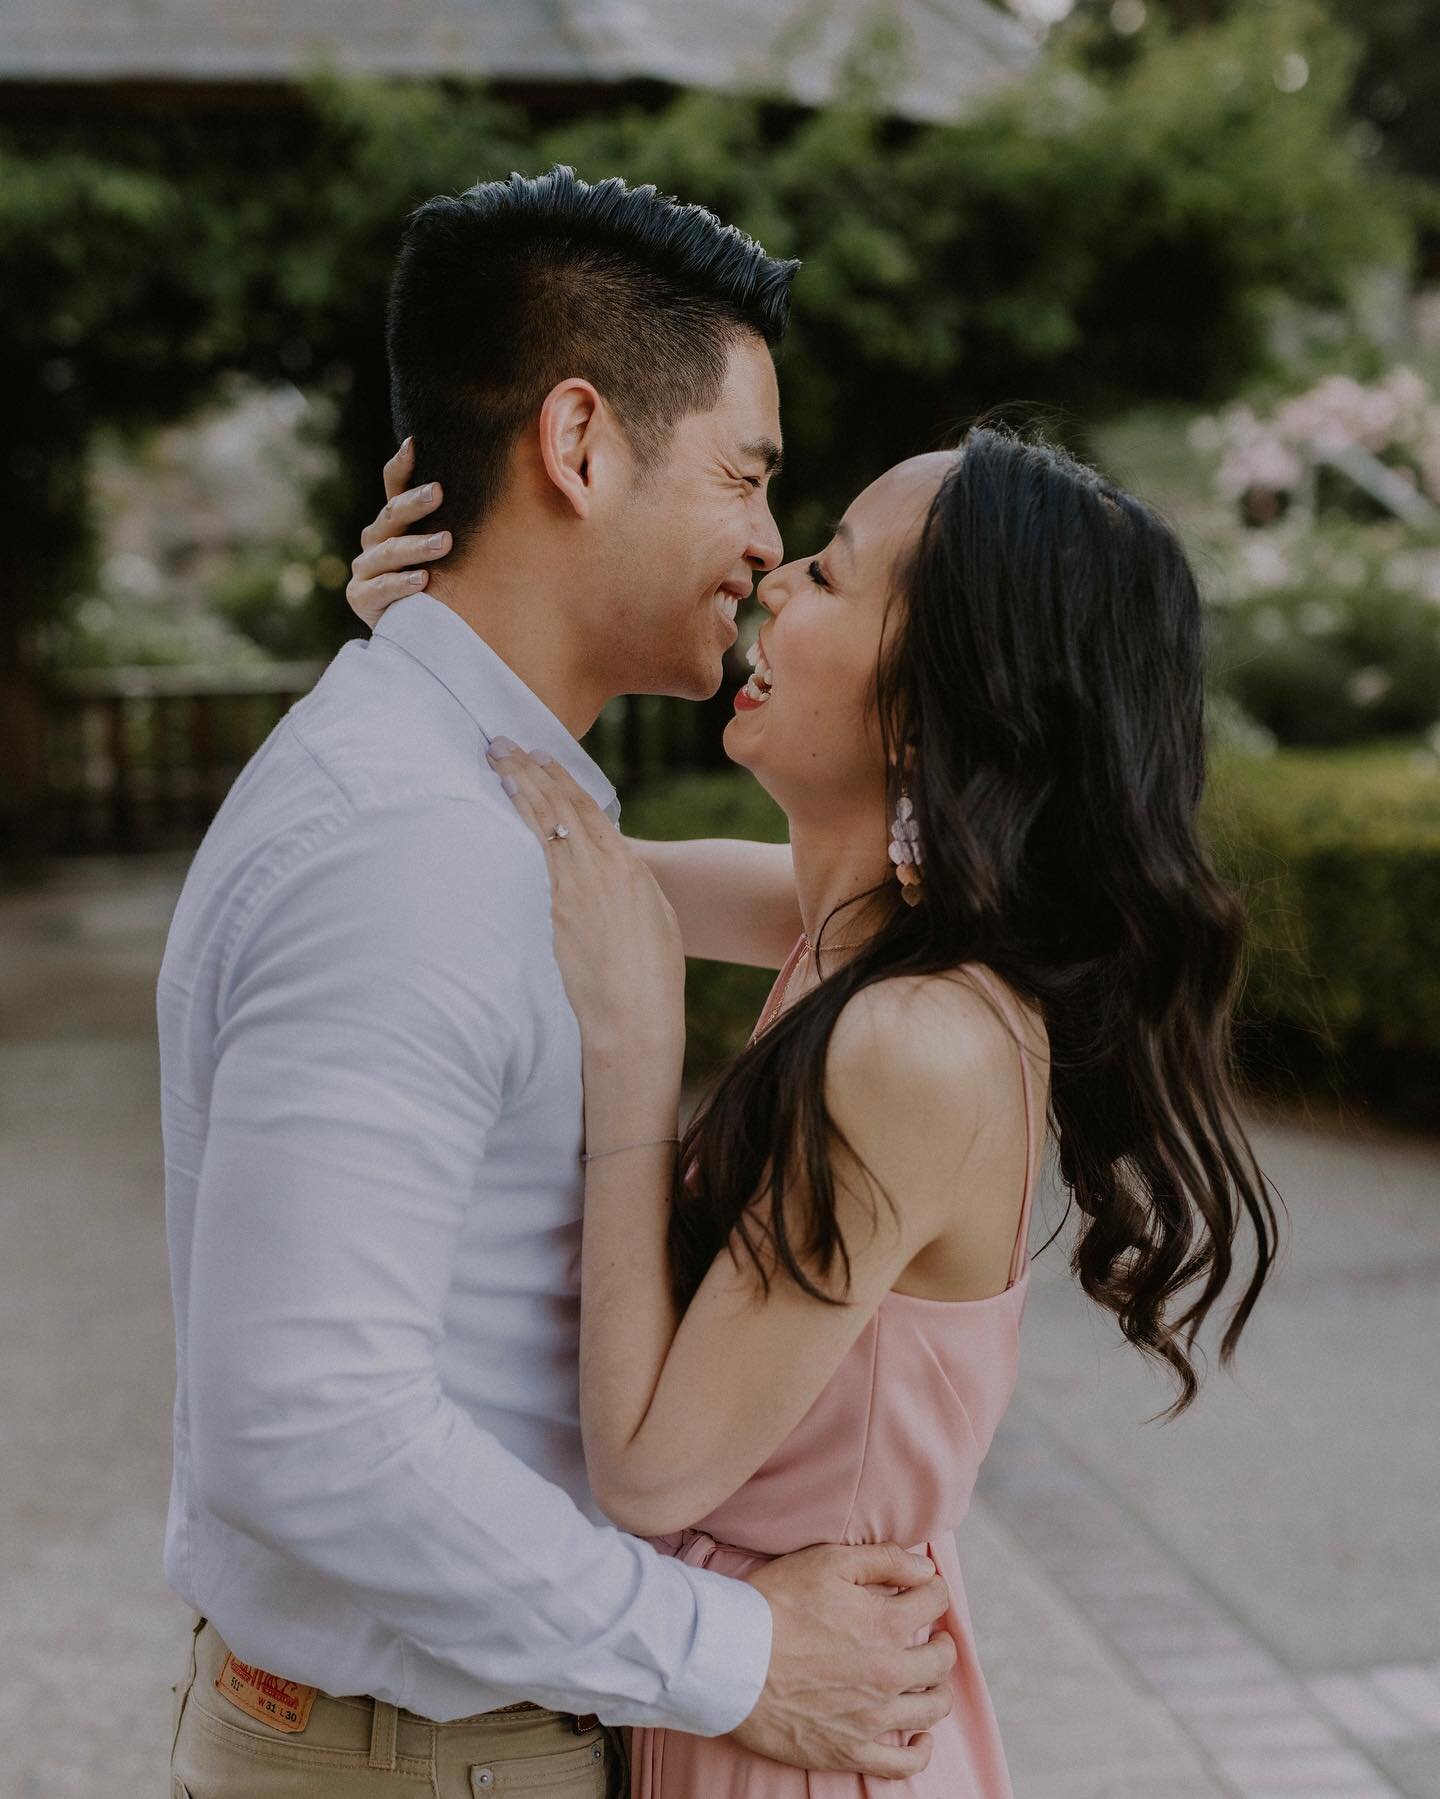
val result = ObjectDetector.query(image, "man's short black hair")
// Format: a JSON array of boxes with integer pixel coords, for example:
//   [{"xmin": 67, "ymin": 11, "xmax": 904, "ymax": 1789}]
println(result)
[{"xmin": 385, "ymin": 165, "xmax": 800, "ymax": 555}]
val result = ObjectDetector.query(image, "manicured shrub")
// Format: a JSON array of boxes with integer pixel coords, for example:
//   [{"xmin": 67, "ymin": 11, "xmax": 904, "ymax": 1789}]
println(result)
[{"xmin": 1205, "ymin": 746, "xmax": 1440, "ymax": 1121}]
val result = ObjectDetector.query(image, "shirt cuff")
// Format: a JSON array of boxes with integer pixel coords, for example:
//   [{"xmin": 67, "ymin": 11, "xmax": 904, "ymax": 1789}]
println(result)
[{"xmin": 666, "ymin": 1562, "xmax": 774, "ymax": 1737}]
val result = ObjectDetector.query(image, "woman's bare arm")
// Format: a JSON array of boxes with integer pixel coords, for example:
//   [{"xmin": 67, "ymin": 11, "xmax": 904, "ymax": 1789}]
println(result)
[
  {"xmin": 577, "ymin": 977, "xmax": 1009, "ymax": 1537},
  {"xmin": 624, "ymin": 836, "xmax": 801, "ymax": 970}
]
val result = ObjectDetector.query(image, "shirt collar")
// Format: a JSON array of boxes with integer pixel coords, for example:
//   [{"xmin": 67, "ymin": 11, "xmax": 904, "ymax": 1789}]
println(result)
[{"xmin": 371, "ymin": 594, "xmax": 621, "ymax": 826}]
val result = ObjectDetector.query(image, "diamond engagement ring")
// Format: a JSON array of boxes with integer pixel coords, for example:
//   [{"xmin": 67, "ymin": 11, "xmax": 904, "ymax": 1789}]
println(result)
[{"xmin": 545, "ymin": 824, "xmax": 570, "ymax": 842}]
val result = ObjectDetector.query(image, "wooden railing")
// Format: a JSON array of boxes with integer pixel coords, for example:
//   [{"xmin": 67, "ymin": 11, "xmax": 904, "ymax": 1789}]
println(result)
[
  {"xmin": 40, "ymin": 657, "xmax": 738, "ymax": 854},
  {"xmin": 42, "ymin": 663, "xmax": 327, "ymax": 854}
]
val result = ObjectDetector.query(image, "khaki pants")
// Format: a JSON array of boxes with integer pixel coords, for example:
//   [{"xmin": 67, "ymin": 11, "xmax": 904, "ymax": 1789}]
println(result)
[{"xmin": 170, "ymin": 1614, "xmax": 631, "ymax": 1798}]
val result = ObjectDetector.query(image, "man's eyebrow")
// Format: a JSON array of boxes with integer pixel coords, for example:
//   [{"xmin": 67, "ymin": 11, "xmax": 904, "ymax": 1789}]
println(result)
[{"xmin": 739, "ymin": 436, "xmax": 784, "ymax": 477}]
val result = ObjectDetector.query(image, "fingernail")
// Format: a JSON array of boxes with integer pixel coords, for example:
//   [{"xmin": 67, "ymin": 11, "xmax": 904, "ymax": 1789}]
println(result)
[
  {"xmin": 489, "ymin": 736, "xmax": 517, "ymax": 757},
  {"xmin": 407, "ymin": 571, "xmax": 426, "ymax": 585},
  {"xmin": 500, "ymin": 774, "xmax": 519, "ymax": 796},
  {"xmin": 402, "ymin": 435, "xmax": 413, "ymax": 452},
  {"xmin": 426, "ymin": 533, "xmax": 447, "ymax": 550},
  {"xmin": 419, "ymin": 484, "xmax": 435, "ymax": 502},
  {"xmin": 530, "ymin": 749, "xmax": 554, "ymax": 765}
]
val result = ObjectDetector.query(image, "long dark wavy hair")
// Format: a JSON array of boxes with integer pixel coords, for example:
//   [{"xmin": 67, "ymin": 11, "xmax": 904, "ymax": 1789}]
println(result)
[{"xmin": 668, "ymin": 421, "xmax": 1281, "ymax": 1418}]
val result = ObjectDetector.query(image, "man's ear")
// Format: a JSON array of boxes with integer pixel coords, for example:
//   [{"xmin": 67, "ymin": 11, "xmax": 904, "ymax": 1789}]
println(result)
[{"xmin": 537, "ymin": 379, "xmax": 608, "ymax": 520}]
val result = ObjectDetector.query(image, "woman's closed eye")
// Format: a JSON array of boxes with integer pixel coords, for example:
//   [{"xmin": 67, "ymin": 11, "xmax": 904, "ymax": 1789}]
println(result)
[{"xmin": 807, "ymin": 558, "xmax": 831, "ymax": 590}]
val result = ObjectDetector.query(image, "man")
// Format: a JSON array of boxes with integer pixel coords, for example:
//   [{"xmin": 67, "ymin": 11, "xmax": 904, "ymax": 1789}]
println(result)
[{"xmin": 162, "ymin": 166, "xmax": 955, "ymax": 1798}]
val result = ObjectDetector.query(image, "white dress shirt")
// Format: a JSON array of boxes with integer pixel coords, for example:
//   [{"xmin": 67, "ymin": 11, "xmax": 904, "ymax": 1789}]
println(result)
[{"xmin": 157, "ymin": 592, "xmax": 772, "ymax": 1731}]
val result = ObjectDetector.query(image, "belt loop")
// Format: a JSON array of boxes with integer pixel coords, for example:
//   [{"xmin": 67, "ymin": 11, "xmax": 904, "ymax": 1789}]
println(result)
[{"xmin": 368, "ymin": 1697, "xmax": 399, "ymax": 1771}]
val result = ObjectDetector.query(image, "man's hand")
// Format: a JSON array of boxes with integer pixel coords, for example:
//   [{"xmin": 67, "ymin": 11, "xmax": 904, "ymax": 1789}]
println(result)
[{"xmin": 731, "ymin": 1541, "xmax": 957, "ymax": 1779}]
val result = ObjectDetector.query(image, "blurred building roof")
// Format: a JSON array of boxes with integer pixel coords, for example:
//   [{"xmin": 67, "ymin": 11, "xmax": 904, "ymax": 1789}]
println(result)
[{"xmin": 0, "ymin": 0, "xmax": 1038, "ymax": 124}]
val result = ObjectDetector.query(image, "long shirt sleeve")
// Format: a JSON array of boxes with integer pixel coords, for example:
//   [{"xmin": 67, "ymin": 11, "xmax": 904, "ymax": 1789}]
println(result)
[{"xmin": 172, "ymin": 788, "xmax": 772, "ymax": 1732}]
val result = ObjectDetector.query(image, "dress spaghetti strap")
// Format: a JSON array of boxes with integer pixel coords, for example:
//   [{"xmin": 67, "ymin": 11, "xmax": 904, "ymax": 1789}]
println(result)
[
  {"xmin": 747, "ymin": 934, "xmax": 809, "ymax": 1047},
  {"xmin": 964, "ymin": 964, "xmax": 1037, "ymax": 1288},
  {"xmin": 751, "ymin": 946, "xmax": 1038, "ymax": 1288}
]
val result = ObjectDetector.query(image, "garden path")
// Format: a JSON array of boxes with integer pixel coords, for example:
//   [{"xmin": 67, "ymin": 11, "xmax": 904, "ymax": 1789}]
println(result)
[{"xmin": 2, "ymin": 857, "xmax": 1434, "ymax": 1798}]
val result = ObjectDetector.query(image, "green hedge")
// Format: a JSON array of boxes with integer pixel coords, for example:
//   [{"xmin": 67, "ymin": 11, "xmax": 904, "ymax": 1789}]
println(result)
[
  {"xmin": 1205, "ymin": 745, "xmax": 1440, "ymax": 1119},
  {"xmin": 625, "ymin": 747, "xmax": 1440, "ymax": 1119}
]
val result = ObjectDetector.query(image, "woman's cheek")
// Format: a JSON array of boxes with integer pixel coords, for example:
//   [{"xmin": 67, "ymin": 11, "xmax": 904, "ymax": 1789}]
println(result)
[{"xmin": 801, "ymin": 672, "xmax": 862, "ymax": 756}]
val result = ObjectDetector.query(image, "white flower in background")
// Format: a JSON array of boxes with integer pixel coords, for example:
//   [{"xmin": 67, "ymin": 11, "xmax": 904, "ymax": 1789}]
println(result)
[
  {"xmin": 278, "ymin": 562, "xmax": 314, "ymax": 605},
  {"xmin": 1011, "ymin": 0, "xmax": 1076, "ymax": 24},
  {"xmin": 1346, "ymin": 666, "xmax": 1392, "ymax": 706},
  {"xmin": 1274, "ymin": 52, "xmax": 1309, "ymax": 93},
  {"xmin": 1296, "ymin": 601, "xmax": 1341, "ymax": 636},
  {"xmin": 1418, "ymin": 431, "xmax": 1440, "ymax": 503},
  {"xmin": 1384, "ymin": 552, "xmax": 1421, "ymax": 591},
  {"xmin": 1110, "ymin": 0, "xmax": 1146, "ymax": 36},
  {"xmin": 100, "ymin": 551, "xmax": 163, "ymax": 599},
  {"xmin": 1209, "ymin": 366, "xmax": 1440, "ymax": 510},
  {"xmin": 1189, "ymin": 414, "xmax": 1224, "ymax": 455},
  {"xmin": 1238, "ymin": 536, "xmax": 1298, "ymax": 590},
  {"xmin": 1222, "ymin": 437, "xmax": 1305, "ymax": 502},
  {"xmin": 1383, "ymin": 365, "xmax": 1430, "ymax": 433},
  {"xmin": 1415, "ymin": 553, "xmax": 1440, "ymax": 604}
]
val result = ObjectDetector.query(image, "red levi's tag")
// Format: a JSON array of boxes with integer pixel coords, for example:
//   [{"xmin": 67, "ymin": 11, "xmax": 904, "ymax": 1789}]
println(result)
[{"xmin": 215, "ymin": 1652, "xmax": 318, "ymax": 1733}]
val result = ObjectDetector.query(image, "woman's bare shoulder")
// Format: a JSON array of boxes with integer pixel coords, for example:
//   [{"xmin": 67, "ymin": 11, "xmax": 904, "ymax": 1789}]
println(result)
[
  {"xmin": 829, "ymin": 962, "xmax": 1046, "ymax": 1087},
  {"xmin": 820, "ymin": 964, "xmax": 1044, "ymax": 1129}
]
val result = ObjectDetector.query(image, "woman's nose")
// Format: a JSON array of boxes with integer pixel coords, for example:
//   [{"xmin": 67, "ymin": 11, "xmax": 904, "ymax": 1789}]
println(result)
[{"xmin": 755, "ymin": 568, "xmax": 785, "ymax": 614}]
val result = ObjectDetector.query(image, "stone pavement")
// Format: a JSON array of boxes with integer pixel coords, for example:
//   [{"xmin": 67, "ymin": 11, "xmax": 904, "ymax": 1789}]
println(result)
[
  {"xmin": 991, "ymin": 1111, "xmax": 1440, "ymax": 1799},
  {"xmin": 2, "ymin": 855, "xmax": 1436, "ymax": 1797}
]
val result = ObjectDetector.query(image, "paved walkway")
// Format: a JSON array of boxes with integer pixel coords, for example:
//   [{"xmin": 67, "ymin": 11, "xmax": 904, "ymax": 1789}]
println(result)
[
  {"xmin": 1, "ymin": 856, "xmax": 1436, "ymax": 1798},
  {"xmin": 983, "ymin": 1108, "xmax": 1440, "ymax": 1799}
]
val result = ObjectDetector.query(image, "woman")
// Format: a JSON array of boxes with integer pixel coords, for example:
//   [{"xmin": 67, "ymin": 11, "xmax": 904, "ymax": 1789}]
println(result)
[{"xmin": 346, "ymin": 424, "xmax": 1278, "ymax": 1796}]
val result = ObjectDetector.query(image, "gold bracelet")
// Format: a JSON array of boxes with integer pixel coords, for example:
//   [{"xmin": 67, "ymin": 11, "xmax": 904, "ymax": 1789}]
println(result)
[{"xmin": 579, "ymin": 1135, "xmax": 680, "ymax": 1165}]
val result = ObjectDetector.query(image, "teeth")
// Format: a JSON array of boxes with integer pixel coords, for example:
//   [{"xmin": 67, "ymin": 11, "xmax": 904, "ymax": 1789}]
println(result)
[
  {"xmin": 742, "ymin": 636, "xmax": 773, "ymax": 697},
  {"xmin": 715, "ymin": 591, "xmax": 739, "ymax": 623}
]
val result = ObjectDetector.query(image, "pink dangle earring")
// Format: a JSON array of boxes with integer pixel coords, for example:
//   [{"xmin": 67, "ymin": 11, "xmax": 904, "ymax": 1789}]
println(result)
[{"xmin": 889, "ymin": 779, "xmax": 924, "ymax": 906}]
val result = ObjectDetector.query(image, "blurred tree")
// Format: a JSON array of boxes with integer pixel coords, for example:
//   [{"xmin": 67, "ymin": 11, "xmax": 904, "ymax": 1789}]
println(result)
[
  {"xmin": 1048, "ymin": 0, "xmax": 1440, "ymax": 201},
  {"xmin": 0, "ymin": 148, "xmax": 196, "ymax": 862},
  {"xmin": 0, "ymin": 0, "xmax": 1424, "ymax": 853},
  {"xmin": 544, "ymin": 1, "xmax": 1414, "ymax": 540}
]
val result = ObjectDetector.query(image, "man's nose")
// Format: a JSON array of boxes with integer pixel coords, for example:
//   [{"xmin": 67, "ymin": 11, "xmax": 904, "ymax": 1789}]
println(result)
[{"xmin": 745, "ymin": 503, "xmax": 784, "ymax": 574}]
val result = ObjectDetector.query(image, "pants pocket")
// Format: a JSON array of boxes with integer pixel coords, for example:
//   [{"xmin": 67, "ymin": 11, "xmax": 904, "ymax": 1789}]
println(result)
[{"xmin": 469, "ymin": 1730, "xmax": 609, "ymax": 1793}]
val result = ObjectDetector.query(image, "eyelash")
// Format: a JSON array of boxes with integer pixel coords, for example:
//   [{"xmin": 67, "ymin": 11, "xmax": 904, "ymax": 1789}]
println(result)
[{"xmin": 807, "ymin": 559, "xmax": 830, "ymax": 589}]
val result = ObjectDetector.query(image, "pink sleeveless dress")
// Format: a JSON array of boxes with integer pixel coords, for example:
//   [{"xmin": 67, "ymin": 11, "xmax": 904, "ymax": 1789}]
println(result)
[{"xmin": 630, "ymin": 938, "xmax": 1038, "ymax": 1798}]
